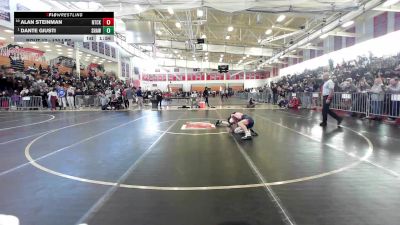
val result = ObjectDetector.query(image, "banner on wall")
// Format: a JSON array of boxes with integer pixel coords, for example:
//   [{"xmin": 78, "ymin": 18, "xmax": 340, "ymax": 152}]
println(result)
[
  {"xmin": 0, "ymin": 0, "xmax": 10, "ymax": 22},
  {"xmin": 133, "ymin": 79, "xmax": 140, "ymax": 87},
  {"xmin": 0, "ymin": 44, "xmax": 46, "ymax": 62}
]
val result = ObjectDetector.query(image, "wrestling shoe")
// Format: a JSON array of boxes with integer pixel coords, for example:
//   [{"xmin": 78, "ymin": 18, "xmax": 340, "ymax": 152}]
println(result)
[
  {"xmin": 241, "ymin": 135, "xmax": 252, "ymax": 140},
  {"xmin": 250, "ymin": 129, "xmax": 258, "ymax": 136},
  {"xmin": 337, "ymin": 118, "xmax": 343, "ymax": 127},
  {"xmin": 242, "ymin": 131, "xmax": 252, "ymax": 140}
]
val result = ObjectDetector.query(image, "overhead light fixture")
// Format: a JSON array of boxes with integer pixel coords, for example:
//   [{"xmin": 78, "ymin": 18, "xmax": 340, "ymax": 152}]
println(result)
[
  {"xmin": 276, "ymin": 14, "xmax": 286, "ymax": 22},
  {"xmin": 383, "ymin": 0, "xmax": 400, "ymax": 7},
  {"xmin": 291, "ymin": 50, "xmax": 296, "ymax": 53},
  {"xmin": 220, "ymin": 54, "xmax": 224, "ymax": 57},
  {"xmin": 205, "ymin": 56, "xmax": 208, "ymax": 60},
  {"xmin": 243, "ymin": 56, "xmax": 246, "ymax": 59},
  {"xmin": 174, "ymin": 50, "xmax": 178, "ymax": 54},
  {"xmin": 108, "ymin": 60, "xmax": 112, "ymax": 63},
  {"xmin": 320, "ymin": 33, "xmax": 329, "ymax": 39},
  {"xmin": 94, "ymin": 57, "xmax": 98, "ymax": 59},
  {"xmin": 228, "ymin": 26, "xmax": 234, "ymax": 32},
  {"xmin": 205, "ymin": 52, "xmax": 209, "ymax": 55},
  {"xmin": 4, "ymin": 29, "xmax": 13, "ymax": 33},
  {"xmin": 180, "ymin": 57, "xmax": 183, "ymax": 60},
  {"xmin": 177, "ymin": 54, "xmax": 181, "ymax": 57},
  {"xmin": 55, "ymin": 45, "xmax": 62, "ymax": 48},
  {"xmin": 32, "ymin": 46, "xmax": 39, "ymax": 49},
  {"xmin": 16, "ymin": 42, "xmax": 24, "ymax": 45},
  {"xmin": 257, "ymin": 39, "xmax": 261, "ymax": 43},
  {"xmin": 175, "ymin": 22, "xmax": 181, "ymax": 28},
  {"xmin": 342, "ymin": 20, "xmax": 354, "ymax": 28},
  {"xmin": 10, "ymin": 36, "xmax": 14, "ymax": 39},
  {"xmin": 156, "ymin": 30, "xmax": 162, "ymax": 35},
  {"xmin": 225, "ymin": 35, "xmax": 230, "ymax": 40},
  {"xmin": 135, "ymin": 4, "xmax": 141, "ymax": 10},
  {"xmin": 197, "ymin": 9, "xmax": 204, "ymax": 17},
  {"xmin": 0, "ymin": 37, "xmax": 6, "ymax": 40},
  {"xmin": 29, "ymin": 42, "xmax": 36, "ymax": 44},
  {"xmin": 246, "ymin": 54, "xmax": 250, "ymax": 57},
  {"xmin": 57, "ymin": 52, "xmax": 63, "ymax": 55},
  {"xmin": 44, "ymin": 45, "xmax": 50, "ymax": 48},
  {"xmin": 67, "ymin": 48, "xmax": 73, "ymax": 51},
  {"xmin": 201, "ymin": 34, "xmax": 206, "ymax": 39},
  {"xmin": 56, "ymin": 48, "xmax": 62, "ymax": 51},
  {"xmin": 168, "ymin": 7, "xmax": 174, "ymax": 15},
  {"xmin": 265, "ymin": 29, "xmax": 272, "ymax": 35}
]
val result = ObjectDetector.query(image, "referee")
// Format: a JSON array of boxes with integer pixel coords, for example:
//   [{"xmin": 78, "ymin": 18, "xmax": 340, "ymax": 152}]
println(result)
[{"xmin": 320, "ymin": 72, "xmax": 343, "ymax": 127}]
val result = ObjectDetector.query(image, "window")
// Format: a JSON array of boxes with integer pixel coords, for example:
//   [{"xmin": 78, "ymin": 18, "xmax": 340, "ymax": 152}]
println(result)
[{"xmin": 374, "ymin": 12, "xmax": 388, "ymax": 38}]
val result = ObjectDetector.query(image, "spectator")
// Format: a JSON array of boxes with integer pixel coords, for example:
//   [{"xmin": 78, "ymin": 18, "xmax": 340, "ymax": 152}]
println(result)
[
  {"xmin": 10, "ymin": 90, "xmax": 20, "ymax": 109},
  {"xmin": 122, "ymin": 87, "xmax": 129, "ymax": 109},
  {"xmin": 203, "ymin": 87, "xmax": 210, "ymax": 107},
  {"xmin": 67, "ymin": 85, "xmax": 75, "ymax": 110},
  {"xmin": 155, "ymin": 89, "xmax": 163, "ymax": 109},
  {"xmin": 57, "ymin": 86, "xmax": 67, "ymax": 110},
  {"xmin": 136, "ymin": 86, "xmax": 143, "ymax": 109},
  {"xmin": 48, "ymin": 88, "xmax": 58, "ymax": 111},
  {"xmin": 369, "ymin": 77, "xmax": 385, "ymax": 119},
  {"xmin": 386, "ymin": 78, "xmax": 400, "ymax": 120}
]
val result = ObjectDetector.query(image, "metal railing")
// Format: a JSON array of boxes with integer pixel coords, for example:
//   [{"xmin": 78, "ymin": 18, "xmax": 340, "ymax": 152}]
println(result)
[
  {"xmin": 163, "ymin": 97, "xmax": 192, "ymax": 107},
  {"xmin": 0, "ymin": 97, "xmax": 11, "ymax": 110},
  {"xmin": 1, "ymin": 96, "xmax": 43, "ymax": 110},
  {"xmin": 287, "ymin": 92, "xmax": 322, "ymax": 109},
  {"xmin": 1, "ymin": 93, "xmax": 398, "ymax": 118},
  {"xmin": 367, "ymin": 93, "xmax": 400, "ymax": 118},
  {"xmin": 287, "ymin": 92, "xmax": 400, "ymax": 118},
  {"xmin": 75, "ymin": 95, "xmax": 101, "ymax": 108},
  {"xmin": 236, "ymin": 91, "xmax": 399, "ymax": 119},
  {"xmin": 235, "ymin": 92, "xmax": 272, "ymax": 103}
]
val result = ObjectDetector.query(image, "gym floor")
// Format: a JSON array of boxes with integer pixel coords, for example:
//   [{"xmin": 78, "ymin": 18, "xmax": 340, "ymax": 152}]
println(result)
[{"xmin": 1, "ymin": 98, "xmax": 400, "ymax": 225}]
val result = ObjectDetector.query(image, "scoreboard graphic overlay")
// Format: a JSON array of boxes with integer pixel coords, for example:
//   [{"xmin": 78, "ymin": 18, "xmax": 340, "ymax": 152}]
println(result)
[{"xmin": 14, "ymin": 12, "xmax": 114, "ymax": 42}]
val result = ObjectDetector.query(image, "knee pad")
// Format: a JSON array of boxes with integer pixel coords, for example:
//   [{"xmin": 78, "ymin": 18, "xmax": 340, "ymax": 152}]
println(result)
[{"xmin": 234, "ymin": 127, "xmax": 244, "ymax": 134}]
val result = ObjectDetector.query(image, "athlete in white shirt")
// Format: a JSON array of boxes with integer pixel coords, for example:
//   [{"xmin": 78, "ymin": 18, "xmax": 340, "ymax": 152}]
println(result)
[{"xmin": 320, "ymin": 72, "xmax": 343, "ymax": 127}]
